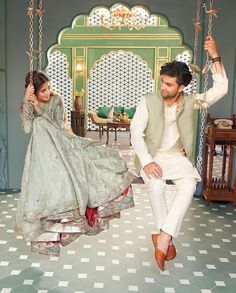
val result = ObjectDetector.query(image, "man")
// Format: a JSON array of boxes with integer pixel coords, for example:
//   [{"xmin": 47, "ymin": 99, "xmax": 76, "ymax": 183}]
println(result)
[{"xmin": 130, "ymin": 36, "xmax": 228, "ymax": 271}]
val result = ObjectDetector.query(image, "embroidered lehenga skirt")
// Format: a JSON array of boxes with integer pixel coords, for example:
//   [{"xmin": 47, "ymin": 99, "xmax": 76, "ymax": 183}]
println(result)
[{"xmin": 15, "ymin": 116, "xmax": 134, "ymax": 256}]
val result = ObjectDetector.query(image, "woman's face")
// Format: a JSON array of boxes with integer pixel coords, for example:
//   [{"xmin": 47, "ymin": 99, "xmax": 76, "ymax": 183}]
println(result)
[{"xmin": 36, "ymin": 81, "xmax": 51, "ymax": 103}]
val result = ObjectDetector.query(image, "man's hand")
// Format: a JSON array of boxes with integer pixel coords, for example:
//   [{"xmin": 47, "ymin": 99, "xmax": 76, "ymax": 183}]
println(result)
[
  {"xmin": 204, "ymin": 35, "xmax": 219, "ymax": 58},
  {"xmin": 143, "ymin": 162, "xmax": 163, "ymax": 179},
  {"xmin": 204, "ymin": 35, "xmax": 224, "ymax": 75}
]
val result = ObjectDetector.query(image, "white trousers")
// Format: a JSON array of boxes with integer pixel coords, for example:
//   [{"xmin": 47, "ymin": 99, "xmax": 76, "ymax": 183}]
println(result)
[{"xmin": 140, "ymin": 169, "xmax": 196, "ymax": 238}]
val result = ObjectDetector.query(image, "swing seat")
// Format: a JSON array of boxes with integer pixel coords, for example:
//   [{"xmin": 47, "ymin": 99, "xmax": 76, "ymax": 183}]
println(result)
[{"xmin": 132, "ymin": 177, "xmax": 173, "ymax": 184}]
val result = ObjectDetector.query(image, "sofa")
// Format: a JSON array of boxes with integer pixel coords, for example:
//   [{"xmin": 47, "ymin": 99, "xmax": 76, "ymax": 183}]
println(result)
[
  {"xmin": 88, "ymin": 106, "xmax": 136, "ymax": 138},
  {"xmin": 87, "ymin": 111, "xmax": 112, "ymax": 138}
]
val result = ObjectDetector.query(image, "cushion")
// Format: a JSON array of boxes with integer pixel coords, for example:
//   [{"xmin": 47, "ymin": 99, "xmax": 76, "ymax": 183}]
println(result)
[
  {"xmin": 97, "ymin": 106, "xmax": 111, "ymax": 118},
  {"xmin": 114, "ymin": 106, "xmax": 124, "ymax": 113},
  {"xmin": 108, "ymin": 106, "xmax": 114, "ymax": 119},
  {"xmin": 124, "ymin": 107, "xmax": 136, "ymax": 119}
]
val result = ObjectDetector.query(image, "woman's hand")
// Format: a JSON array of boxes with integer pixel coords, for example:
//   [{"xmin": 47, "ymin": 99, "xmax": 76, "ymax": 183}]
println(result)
[{"xmin": 24, "ymin": 84, "xmax": 39, "ymax": 107}]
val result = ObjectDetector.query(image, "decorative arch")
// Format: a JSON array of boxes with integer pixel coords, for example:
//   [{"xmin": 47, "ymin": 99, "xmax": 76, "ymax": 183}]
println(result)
[
  {"xmin": 46, "ymin": 2, "xmax": 195, "ymax": 117},
  {"xmin": 87, "ymin": 3, "xmax": 159, "ymax": 28}
]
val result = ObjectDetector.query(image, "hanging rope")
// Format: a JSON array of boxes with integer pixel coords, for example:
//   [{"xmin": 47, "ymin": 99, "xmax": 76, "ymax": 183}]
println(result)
[
  {"xmin": 192, "ymin": 0, "xmax": 202, "ymax": 78},
  {"xmin": 36, "ymin": 0, "xmax": 44, "ymax": 70},
  {"xmin": 196, "ymin": 0, "xmax": 215, "ymax": 176},
  {"xmin": 26, "ymin": 0, "xmax": 35, "ymax": 84},
  {"xmin": 26, "ymin": 0, "xmax": 45, "ymax": 78}
]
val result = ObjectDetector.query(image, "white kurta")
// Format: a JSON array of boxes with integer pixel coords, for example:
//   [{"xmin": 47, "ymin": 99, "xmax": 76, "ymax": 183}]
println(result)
[
  {"xmin": 130, "ymin": 65, "xmax": 228, "ymax": 181},
  {"xmin": 154, "ymin": 102, "xmax": 201, "ymax": 181}
]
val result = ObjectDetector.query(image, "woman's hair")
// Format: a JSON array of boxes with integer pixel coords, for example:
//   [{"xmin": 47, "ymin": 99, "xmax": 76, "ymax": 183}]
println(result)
[
  {"xmin": 160, "ymin": 61, "xmax": 192, "ymax": 87},
  {"xmin": 25, "ymin": 70, "xmax": 49, "ymax": 94}
]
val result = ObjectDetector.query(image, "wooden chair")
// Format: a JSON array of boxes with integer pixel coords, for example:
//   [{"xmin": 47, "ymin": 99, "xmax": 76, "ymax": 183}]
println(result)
[{"xmin": 87, "ymin": 111, "xmax": 112, "ymax": 138}]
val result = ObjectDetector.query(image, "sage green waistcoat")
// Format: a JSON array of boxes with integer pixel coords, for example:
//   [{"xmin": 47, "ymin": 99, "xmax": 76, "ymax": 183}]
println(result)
[{"xmin": 134, "ymin": 92, "xmax": 196, "ymax": 172}]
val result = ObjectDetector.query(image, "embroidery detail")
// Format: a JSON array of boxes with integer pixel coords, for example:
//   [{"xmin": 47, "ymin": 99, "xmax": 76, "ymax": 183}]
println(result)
[{"xmin": 194, "ymin": 99, "xmax": 208, "ymax": 112}]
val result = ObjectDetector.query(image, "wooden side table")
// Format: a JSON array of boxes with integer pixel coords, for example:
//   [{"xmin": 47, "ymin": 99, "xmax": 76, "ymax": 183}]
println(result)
[
  {"xmin": 203, "ymin": 122, "xmax": 236, "ymax": 205},
  {"xmin": 106, "ymin": 121, "xmax": 131, "ymax": 145},
  {"xmin": 71, "ymin": 111, "xmax": 86, "ymax": 137}
]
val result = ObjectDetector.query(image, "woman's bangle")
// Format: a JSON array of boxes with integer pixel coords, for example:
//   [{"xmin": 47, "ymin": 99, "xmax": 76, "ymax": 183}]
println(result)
[{"xmin": 212, "ymin": 56, "xmax": 221, "ymax": 63}]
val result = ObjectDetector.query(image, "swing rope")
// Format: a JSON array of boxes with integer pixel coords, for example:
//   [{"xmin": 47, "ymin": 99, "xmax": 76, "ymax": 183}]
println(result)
[
  {"xmin": 196, "ymin": 0, "xmax": 215, "ymax": 176},
  {"xmin": 26, "ymin": 0, "xmax": 44, "ymax": 79},
  {"xmin": 27, "ymin": 0, "xmax": 35, "ymax": 84},
  {"xmin": 192, "ymin": 0, "xmax": 202, "ymax": 72},
  {"xmin": 37, "ymin": 0, "xmax": 44, "ymax": 70}
]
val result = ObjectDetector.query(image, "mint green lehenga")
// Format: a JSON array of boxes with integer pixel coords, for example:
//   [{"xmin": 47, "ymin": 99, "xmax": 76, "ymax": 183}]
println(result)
[{"xmin": 15, "ymin": 95, "xmax": 134, "ymax": 256}]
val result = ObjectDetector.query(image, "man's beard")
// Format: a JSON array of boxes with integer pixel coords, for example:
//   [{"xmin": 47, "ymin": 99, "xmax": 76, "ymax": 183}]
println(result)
[
  {"xmin": 162, "ymin": 95, "xmax": 175, "ymax": 100},
  {"xmin": 161, "ymin": 91, "xmax": 176, "ymax": 99},
  {"xmin": 161, "ymin": 92, "xmax": 178, "ymax": 100}
]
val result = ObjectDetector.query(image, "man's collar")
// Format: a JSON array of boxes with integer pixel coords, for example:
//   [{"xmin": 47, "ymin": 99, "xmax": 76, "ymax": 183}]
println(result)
[{"xmin": 176, "ymin": 93, "xmax": 185, "ymax": 117}]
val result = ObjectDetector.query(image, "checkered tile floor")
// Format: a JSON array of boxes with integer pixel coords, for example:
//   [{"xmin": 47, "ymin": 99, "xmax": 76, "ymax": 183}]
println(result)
[{"xmin": 0, "ymin": 132, "xmax": 235, "ymax": 292}]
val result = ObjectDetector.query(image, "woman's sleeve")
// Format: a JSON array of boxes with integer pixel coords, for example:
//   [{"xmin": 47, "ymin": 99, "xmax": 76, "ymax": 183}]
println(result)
[
  {"xmin": 19, "ymin": 100, "xmax": 34, "ymax": 134},
  {"xmin": 53, "ymin": 97, "xmax": 65, "ymax": 129}
]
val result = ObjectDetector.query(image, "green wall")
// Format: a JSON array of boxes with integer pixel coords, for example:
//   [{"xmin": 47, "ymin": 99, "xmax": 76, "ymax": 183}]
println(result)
[
  {"xmin": 0, "ymin": 0, "xmax": 7, "ymax": 188},
  {"xmin": 2, "ymin": 0, "xmax": 236, "ymax": 188}
]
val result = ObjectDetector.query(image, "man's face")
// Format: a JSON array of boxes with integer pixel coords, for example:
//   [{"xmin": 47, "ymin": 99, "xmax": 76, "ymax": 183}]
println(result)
[{"xmin": 160, "ymin": 74, "xmax": 184, "ymax": 99}]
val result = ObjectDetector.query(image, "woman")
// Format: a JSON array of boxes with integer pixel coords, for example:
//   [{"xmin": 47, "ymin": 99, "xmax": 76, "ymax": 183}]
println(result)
[{"xmin": 15, "ymin": 71, "xmax": 134, "ymax": 256}]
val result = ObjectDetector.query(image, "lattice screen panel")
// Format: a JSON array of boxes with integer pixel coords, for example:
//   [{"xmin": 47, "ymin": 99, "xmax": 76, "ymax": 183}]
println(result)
[
  {"xmin": 176, "ymin": 50, "xmax": 197, "ymax": 95},
  {"xmin": 46, "ymin": 51, "xmax": 73, "ymax": 124},
  {"xmin": 87, "ymin": 50, "xmax": 154, "ymax": 130}
]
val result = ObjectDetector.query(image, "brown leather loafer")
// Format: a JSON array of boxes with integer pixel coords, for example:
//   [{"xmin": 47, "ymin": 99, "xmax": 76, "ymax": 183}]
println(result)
[
  {"xmin": 152, "ymin": 233, "xmax": 177, "ymax": 261},
  {"xmin": 165, "ymin": 244, "xmax": 176, "ymax": 261},
  {"xmin": 154, "ymin": 245, "xmax": 166, "ymax": 271}
]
